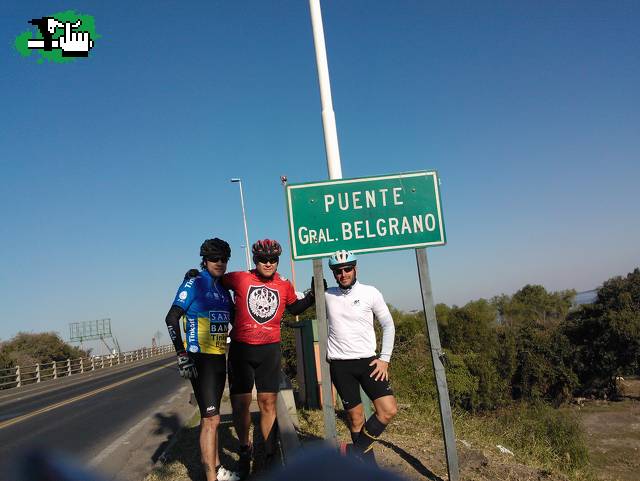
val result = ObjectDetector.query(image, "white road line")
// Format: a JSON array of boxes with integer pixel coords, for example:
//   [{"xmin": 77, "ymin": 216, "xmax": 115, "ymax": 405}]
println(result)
[{"xmin": 0, "ymin": 361, "xmax": 175, "ymax": 430}]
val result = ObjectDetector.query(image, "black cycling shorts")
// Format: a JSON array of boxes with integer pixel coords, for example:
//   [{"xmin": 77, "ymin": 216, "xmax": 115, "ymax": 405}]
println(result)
[
  {"xmin": 228, "ymin": 341, "xmax": 281, "ymax": 394},
  {"xmin": 330, "ymin": 357, "xmax": 394, "ymax": 411},
  {"xmin": 189, "ymin": 353, "xmax": 226, "ymax": 418}
]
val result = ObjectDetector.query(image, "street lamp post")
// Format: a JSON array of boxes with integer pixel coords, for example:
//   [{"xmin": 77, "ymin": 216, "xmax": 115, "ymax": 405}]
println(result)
[
  {"xmin": 230, "ymin": 178, "xmax": 251, "ymax": 271},
  {"xmin": 280, "ymin": 176, "xmax": 298, "ymax": 293}
]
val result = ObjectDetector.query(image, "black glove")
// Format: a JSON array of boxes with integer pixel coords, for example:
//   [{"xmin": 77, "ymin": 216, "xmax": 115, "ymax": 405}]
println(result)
[
  {"xmin": 310, "ymin": 276, "xmax": 328, "ymax": 295},
  {"xmin": 184, "ymin": 268, "xmax": 199, "ymax": 280},
  {"xmin": 176, "ymin": 351, "xmax": 197, "ymax": 379}
]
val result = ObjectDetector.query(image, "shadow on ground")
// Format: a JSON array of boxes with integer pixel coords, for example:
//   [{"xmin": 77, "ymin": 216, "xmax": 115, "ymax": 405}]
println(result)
[
  {"xmin": 150, "ymin": 412, "xmax": 182, "ymax": 463},
  {"xmin": 378, "ymin": 440, "xmax": 444, "ymax": 481},
  {"xmin": 162, "ymin": 412, "xmax": 284, "ymax": 480}
]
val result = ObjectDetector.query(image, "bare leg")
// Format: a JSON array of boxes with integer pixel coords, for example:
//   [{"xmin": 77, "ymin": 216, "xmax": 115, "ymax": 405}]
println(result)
[
  {"xmin": 345, "ymin": 403, "xmax": 366, "ymax": 433},
  {"xmin": 215, "ymin": 428, "xmax": 220, "ymax": 467},
  {"xmin": 256, "ymin": 392, "xmax": 278, "ymax": 452},
  {"xmin": 352, "ymin": 395, "xmax": 398, "ymax": 455},
  {"xmin": 200, "ymin": 415, "xmax": 221, "ymax": 481},
  {"xmin": 372, "ymin": 394, "xmax": 398, "ymax": 424}
]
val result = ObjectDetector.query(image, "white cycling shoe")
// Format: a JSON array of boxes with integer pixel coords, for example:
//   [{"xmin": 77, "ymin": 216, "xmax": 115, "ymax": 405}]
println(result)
[{"xmin": 216, "ymin": 466, "xmax": 240, "ymax": 481}]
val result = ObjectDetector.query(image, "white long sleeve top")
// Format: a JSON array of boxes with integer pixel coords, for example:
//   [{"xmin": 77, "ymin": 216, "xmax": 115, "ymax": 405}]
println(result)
[{"xmin": 325, "ymin": 281, "xmax": 395, "ymax": 362}]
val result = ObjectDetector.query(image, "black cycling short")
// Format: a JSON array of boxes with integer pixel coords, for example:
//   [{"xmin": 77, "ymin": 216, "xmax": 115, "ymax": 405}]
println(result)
[
  {"xmin": 330, "ymin": 357, "xmax": 394, "ymax": 411},
  {"xmin": 228, "ymin": 341, "xmax": 281, "ymax": 394},
  {"xmin": 189, "ymin": 353, "xmax": 226, "ymax": 418}
]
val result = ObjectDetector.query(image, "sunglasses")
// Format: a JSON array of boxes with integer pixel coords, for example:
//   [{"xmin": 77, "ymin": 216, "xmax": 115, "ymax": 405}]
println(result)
[
  {"xmin": 206, "ymin": 256, "xmax": 228, "ymax": 264},
  {"xmin": 257, "ymin": 256, "xmax": 279, "ymax": 264},
  {"xmin": 332, "ymin": 266, "xmax": 354, "ymax": 274}
]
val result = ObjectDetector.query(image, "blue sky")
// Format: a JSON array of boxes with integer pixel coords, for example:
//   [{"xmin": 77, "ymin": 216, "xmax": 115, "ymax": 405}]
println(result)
[{"xmin": 1, "ymin": 1, "xmax": 638, "ymax": 352}]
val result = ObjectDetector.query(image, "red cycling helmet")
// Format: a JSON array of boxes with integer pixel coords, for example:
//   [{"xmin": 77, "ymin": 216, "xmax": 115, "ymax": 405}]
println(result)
[{"xmin": 251, "ymin": 239, "xmax": 282, "ymax": 257}]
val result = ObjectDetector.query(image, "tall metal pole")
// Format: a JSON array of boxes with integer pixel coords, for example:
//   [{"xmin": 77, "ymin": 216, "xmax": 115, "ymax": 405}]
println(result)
[
  {"xmin": 280, "ymin": 176, "xmax": 298, "ymax": 292},
  {"xmin": 415, "ymin": 248, "xmax": 460, "ymax": 481},
  {"xmin": 309, "ymin": 0, "xmax": 342, "ymax": 179},
  {"xmin": 231, "ymin": 178, "xmax": 251, "ymax": 271},
  {"xmin": 309, "ymin": 0, "xmax": 341, "ymax": 442}
]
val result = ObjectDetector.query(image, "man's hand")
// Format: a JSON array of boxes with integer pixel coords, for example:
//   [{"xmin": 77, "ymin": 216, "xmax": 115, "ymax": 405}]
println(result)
[
  {"xmin": 184, "ymin": 268, "xmax": 199, "ymax": 280},
  {"xmin": 176, "ymin": 352, "xmax": 197, "ymax": 379},
  {"xmin": 310, "ymin": 276, "xmax": 328, "ymax": 295},
  {"xmin": 369, "ymin": 358, "xmax": 389, "ymax": 381}
]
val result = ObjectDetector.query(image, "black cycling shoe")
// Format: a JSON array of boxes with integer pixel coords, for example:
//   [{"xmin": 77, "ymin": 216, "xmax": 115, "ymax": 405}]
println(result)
[
  {"xmin": 238, "ymin": 444, "xmax": 252, "ymax": 480},
  {"xmin": 363, "ymin": 448, "xmax": 378, "ymax": 467},
  {"xmin": 340, "ymin": 443, "xmax": 378, "ymax": 465}
]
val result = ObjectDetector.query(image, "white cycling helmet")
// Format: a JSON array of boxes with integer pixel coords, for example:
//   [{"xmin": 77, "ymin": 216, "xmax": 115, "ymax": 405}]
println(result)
[{"xmin": 328, "ymin": 250, "xmax": 357, "ymax": 269}]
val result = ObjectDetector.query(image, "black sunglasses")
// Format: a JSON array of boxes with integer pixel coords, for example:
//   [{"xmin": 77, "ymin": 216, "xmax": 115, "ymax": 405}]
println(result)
[
  {"xmin": 256, "ymin": 256, "xmax": 279, "ymax": 264},
  {"xmin": 332, "ymin": 266, "xmax": 354, "ymax": 274},
  {"xmin": 206, "ymin": 256, "xmax": 228, "ymax": 264}
]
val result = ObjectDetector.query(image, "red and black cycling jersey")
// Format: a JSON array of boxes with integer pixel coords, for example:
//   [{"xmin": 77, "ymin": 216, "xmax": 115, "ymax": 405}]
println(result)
[{"xmin": 222, "ymin": 270, "xmax": 298, "ymax": 345}]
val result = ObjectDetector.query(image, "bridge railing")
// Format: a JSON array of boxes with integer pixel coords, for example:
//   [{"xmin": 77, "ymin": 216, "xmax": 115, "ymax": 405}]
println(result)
[{"xmin": 0, "ymin": 345, "xmax": 173, "ymax": 390}]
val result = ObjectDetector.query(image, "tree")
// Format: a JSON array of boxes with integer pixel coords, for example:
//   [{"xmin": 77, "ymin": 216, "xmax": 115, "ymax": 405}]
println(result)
[
  {"xmin": 501, "ymin": 285, "xmax": 575, "ymax": 328},
  {"xmin": 439, "ymin": 300, "xmax": 511, "ymax": 410},
  {"xmin": 440, "ymin": 299, "xmax": 498, "ymax": 354},
  {"xmin": 564, "ymin": 268, "xmax": 640, "ymax": 395},
  {"xmin": 0, "ymin": 332, "xmax": 89, "ymax": 368},
  {"xmin": 509, "ymin": 323, "xmax": 577, "ymax": 404}
]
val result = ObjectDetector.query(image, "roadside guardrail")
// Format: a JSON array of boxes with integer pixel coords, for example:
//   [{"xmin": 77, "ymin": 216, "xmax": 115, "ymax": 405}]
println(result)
[{"xmin": 0, "ymin": 345, "xmax": 173, "ymax": 390}]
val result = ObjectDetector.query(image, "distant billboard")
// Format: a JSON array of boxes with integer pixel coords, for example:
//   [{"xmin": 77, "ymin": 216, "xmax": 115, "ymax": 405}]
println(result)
[{"xmin": 69, "ymin": 318, "xmax": 112, "ymax": 342}]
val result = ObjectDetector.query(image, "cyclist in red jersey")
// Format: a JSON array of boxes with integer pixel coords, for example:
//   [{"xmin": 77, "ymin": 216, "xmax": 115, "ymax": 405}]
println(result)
[{"xmin": 223, "ymin": 239, "xmax": 314, "ymax": 478}]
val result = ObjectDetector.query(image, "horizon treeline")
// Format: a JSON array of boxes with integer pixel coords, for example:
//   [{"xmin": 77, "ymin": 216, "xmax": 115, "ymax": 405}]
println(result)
[{"xmin": 282, "ymin": 267, "xmax": 640, "ymax": 412}]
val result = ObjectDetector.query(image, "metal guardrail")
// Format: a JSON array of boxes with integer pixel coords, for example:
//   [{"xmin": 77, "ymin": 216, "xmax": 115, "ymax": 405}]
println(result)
[{"xmin": 0, "ymin": 345, "xmax": 173, "ymax": 390}]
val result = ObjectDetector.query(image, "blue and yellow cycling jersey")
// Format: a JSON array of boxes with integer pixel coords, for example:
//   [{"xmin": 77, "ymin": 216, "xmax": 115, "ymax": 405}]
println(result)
[{"xmin": 172, "ymin": 269, "xmax": 233, "ymax": 355}]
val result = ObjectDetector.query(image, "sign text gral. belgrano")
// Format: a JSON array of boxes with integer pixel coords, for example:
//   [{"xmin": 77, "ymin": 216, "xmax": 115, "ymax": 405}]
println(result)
[{"xmin": 286, "ymin": 171, "xmax": 446, "ymax": 260}]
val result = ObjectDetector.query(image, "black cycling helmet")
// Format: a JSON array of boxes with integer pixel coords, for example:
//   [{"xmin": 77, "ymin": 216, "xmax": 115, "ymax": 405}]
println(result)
[
  {"xmin": 251, "ymin": 239, "xmax": 282, "ymax": 257},
  {"xmin": 200, "ymin": 238, "xmax": 231, "ymax": 260}
]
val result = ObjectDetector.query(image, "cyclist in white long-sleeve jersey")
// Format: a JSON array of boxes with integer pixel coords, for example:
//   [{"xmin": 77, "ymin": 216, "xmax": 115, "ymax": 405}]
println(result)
[{"xmin": 325, "ymin": 250, "xmax": 398, "ymax": 464}]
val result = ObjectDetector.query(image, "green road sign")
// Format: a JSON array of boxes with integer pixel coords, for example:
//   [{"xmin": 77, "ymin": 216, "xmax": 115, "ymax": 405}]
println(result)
[{"xmin": 286, "ymin": 171, "xmax": 446, "ymax": 260}]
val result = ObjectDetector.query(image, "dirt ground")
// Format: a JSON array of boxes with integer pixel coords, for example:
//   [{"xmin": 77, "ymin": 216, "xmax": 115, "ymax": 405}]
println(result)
[
  {"xmin": 573, "ymin": 398, "xmax": 640, "ymax": 481},
  {"xmin": 148, "ymin": 386, "xmax": 640, "ymax": 481}
]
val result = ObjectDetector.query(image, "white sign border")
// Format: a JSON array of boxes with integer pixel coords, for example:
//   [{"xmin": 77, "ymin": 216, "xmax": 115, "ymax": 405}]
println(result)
[{"xmin": 286, "ymin": 171, "xmax": 445, "ymax": 260}]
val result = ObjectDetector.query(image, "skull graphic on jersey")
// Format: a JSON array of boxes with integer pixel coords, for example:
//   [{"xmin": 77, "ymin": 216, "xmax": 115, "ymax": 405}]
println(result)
[{"xmin": 247, "ymin": 285, "xmax": 280, "ymax": 324}]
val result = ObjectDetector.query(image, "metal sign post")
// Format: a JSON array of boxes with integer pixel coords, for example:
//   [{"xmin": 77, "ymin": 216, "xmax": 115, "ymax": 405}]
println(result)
[
  {"xmin": 313, "ymin": 259, "xmax": 337, "ymax": 442},
  {"xmin": 415, "ymin": 248, "xmax": 459, "ymax": 481}
]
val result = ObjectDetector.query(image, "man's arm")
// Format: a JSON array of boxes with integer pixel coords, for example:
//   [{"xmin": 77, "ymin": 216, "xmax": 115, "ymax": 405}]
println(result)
[
  {"xmin": 285, "ymin": 278, "xmax": 316, "ymax": 315},
  {"xmin": 165, "ymin": 304, "xmax": 198, "ymax": 379},
  {"xmin": 165, "ymin": 305, "xmax": 186, "ymax": 353},
  {"xmin": 371, "ymin": 288, "xmax": 395, "ymax": 362},
  {"xmin": 286, "ymin": 291, "xmax": 315, "ymax": 315},
  {"xmin": 369, "ymin": 291, "xmax": 395, "ymax": 381}
]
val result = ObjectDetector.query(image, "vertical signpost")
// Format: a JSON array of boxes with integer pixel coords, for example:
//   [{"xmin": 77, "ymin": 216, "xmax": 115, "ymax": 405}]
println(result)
[{"xmin": 415, "ymin": 249, "xmax": 460, "ymax": 481}]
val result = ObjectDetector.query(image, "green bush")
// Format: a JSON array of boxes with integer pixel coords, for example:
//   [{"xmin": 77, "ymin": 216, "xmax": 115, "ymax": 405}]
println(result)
[
  {"xmin": 0, "ymin": 332, "xmax": 89, "ymax": 369},
  {"xmin": 389, "ymin": 333, "xmax": 437, "ymax": 409},
  {"xmin": 509, "ymin": 324, "xmax": 578, "ymax": 404}
]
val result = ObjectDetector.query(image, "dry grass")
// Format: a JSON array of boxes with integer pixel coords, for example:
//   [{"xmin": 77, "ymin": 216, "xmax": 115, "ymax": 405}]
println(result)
[{"xmin": 298, "ymin": 401, "xmax": 596, "ymax": 481}]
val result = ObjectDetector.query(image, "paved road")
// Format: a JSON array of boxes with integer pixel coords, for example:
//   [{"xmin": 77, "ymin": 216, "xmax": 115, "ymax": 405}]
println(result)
[{"xmin": 0, "ymin": 354, "xmax": 191, "ymax": 480}]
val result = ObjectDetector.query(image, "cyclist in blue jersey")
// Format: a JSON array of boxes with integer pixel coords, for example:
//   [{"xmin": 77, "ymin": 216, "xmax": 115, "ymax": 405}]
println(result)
[{"xmin": 165, "ymin": 238, "xmax": 239, "ymax": 481}]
